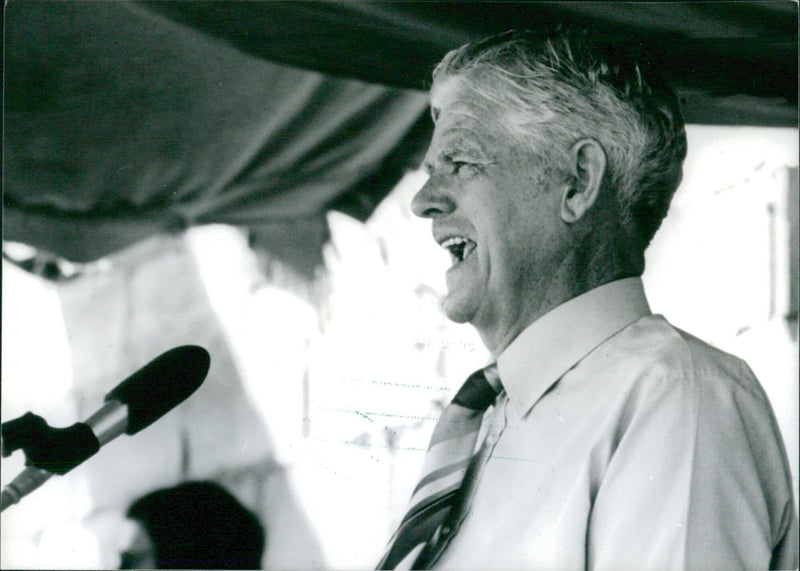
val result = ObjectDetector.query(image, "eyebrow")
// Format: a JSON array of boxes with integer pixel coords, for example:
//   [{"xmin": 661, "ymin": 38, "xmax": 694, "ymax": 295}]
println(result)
[
  {"xmin": 439, "ymin": 133, "xmax": 490, "ymax": 158},
  {"xmin": 422, "ymin": 139, "xmax": 493, "ymax": 174}
]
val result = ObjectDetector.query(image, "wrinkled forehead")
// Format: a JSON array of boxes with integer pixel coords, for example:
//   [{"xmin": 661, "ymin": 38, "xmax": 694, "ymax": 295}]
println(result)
[
  {"xmin": 427, "ymin": 74, "xmax": 536, "ymax": 166},
  {"xmin": 429, "ymin": 74, "xmax": 505, "ymax": 132},
  {"xmin": 430, "ymin": 74, "xmax": 461, "ymax": 122}
]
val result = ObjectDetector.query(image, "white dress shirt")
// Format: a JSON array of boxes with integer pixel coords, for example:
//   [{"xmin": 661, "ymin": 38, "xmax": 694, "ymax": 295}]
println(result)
[{"xmin": 433, "ymin": 278, "xmax": 798, "ymax": 570}]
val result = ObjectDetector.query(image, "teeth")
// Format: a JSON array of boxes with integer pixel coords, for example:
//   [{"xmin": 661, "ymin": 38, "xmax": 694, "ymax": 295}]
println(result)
[
  {"xmin": 441, "ymin": 237, "xmax": 469, "ymax": 249},
  {"xmin": 440, "ymin": 236, "xmax": 475, "ymax": 262}
]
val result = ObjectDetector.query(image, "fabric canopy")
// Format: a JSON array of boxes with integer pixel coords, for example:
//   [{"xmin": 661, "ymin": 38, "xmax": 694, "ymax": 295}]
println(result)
[
  {"xmin": 145, "ymin": 1, "xmax": 798, "ymax": 125},
  {"xmin": 4, "ymin": 1, "xmax": 797, "ymax": 275},
  {"xmin": 4, "ymin": 1, "xmax": 431, "ymax": 273}
]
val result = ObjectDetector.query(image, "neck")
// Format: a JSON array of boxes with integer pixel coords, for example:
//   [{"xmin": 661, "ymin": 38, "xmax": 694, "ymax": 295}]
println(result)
[
  {"xmin": 479, "ymin": 228, "xmax": 642, "ymax": 358},
  {"xmin": 573, "ymin": 227, "xmax": 643, "ymax": 292}
]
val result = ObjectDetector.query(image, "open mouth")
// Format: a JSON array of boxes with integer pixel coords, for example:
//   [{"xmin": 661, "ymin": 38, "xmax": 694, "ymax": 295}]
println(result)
[{"xmin": 441, "ymin": 236, "xmax": 477, "ymax": 264}]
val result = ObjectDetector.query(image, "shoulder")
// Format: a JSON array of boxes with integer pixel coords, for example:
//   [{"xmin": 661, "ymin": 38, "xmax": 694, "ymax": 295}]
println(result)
[
  {"xmin": 583, "ymin": 317, "xmax": 797, "ymax": 569},
  {"xmin": 606, "ymin": 314, "xmax": 765, "ymax": 400},
  {"xmin": 583, "ymin": 315, "xmax": 778, "ymax": 434}
]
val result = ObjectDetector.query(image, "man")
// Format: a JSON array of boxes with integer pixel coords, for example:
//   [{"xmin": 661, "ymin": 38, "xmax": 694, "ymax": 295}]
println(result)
[{"xmin": 379, "ymin": 30, "xmax": 798, "ymax": 569}]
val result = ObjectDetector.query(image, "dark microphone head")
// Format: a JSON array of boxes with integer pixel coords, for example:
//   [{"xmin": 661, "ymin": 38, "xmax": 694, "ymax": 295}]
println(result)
[{"xmin": 105, "ymin": 345, "xmax": 210, "ymax": 435}]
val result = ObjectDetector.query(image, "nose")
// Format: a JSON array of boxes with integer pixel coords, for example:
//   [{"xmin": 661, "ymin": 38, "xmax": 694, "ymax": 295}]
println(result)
[{"xmin": 411, "ymin": 176, "xmax": 456, "ymax": 218}]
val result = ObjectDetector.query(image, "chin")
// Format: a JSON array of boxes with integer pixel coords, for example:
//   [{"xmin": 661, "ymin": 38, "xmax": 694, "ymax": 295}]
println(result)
[{"xmin": 442, "ymin": 295, "xmax": 477, "ymax": 324}]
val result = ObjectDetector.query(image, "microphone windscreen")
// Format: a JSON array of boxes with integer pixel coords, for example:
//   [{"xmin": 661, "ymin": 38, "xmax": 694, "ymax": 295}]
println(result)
[{"xmin": 105, "ymin": 345, "xmax": 210, "ymax": 435}]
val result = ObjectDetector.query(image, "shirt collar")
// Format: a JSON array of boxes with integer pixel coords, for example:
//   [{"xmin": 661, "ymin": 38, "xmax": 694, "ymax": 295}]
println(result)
[{"xmin": 496, "ymin": 277, "xmax": 651, "ymax": 418}]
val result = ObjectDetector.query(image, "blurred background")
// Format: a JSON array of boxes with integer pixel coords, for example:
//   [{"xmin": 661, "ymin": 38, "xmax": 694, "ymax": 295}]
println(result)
[{"xmin": 2, "ymin": 2, "xmax": 798, "ymax": 569}]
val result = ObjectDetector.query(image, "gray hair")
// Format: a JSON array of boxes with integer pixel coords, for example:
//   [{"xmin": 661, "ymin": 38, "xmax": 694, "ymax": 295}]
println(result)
[{"xmin": 432, "ymin": 29, "xmax": 687, "ymax": 250}]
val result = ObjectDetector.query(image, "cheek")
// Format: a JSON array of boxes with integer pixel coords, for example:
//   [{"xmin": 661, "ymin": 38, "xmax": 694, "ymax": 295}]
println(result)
[
  {"xmin": 489, "ymin": 192, "xmax": 545, "ymax": 249},
  {"xmin": 480, "ymin": 213, "xmax": 537, "ymax": 281},
  {"xmin": 485, "ymin": 199, "xmax": 557, "ymax": 283}
]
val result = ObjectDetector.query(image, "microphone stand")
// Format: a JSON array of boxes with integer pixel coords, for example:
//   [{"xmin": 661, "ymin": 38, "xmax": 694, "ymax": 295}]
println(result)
[{"xmin": 1, "ymin": 411, "xmax": 101, "ymax": 512}]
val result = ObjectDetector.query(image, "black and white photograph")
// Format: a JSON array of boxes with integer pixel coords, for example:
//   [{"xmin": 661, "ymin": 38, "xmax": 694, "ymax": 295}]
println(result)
[{"xmin": 2, "ymin": 2, "xmax": 798, "ymax": 569}]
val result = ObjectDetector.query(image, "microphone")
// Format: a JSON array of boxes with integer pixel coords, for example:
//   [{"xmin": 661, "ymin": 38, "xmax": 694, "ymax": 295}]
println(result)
[{"xmin": 1, "ymin": 345, "xmax": 210, "ymax": 512}]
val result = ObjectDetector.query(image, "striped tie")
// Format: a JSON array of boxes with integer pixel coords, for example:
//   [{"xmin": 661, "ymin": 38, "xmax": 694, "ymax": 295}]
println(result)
[{"xmin": 377, "ymin": 364, "xmax": 501, "ymax": 570}]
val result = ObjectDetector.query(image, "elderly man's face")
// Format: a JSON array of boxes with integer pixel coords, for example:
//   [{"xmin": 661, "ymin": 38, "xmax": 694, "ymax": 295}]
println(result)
[{"xmin": 412, "ymin": 75, "xmax": 569, "ymax": 354}]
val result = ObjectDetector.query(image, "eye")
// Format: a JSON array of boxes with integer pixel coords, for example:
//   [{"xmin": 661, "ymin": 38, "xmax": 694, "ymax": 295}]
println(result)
[
  {"xmin": 451, "ymin": 160, "xmax": 480, "ymax": 179},
  {"xmin": 423, "ymin": 152, "xmax": 486, "ymax": 179}
]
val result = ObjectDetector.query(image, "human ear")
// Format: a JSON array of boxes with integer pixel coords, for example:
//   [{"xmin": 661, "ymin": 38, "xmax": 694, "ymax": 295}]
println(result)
[{"xmin": 560, "ymin": 138, "xmax": 607, "ymax": 223}]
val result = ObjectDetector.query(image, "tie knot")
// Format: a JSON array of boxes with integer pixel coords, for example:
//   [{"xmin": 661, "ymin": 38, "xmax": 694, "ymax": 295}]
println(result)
[{"xmin": 451, "ymin": 364, "xmax": 502, "ymax": 412}]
